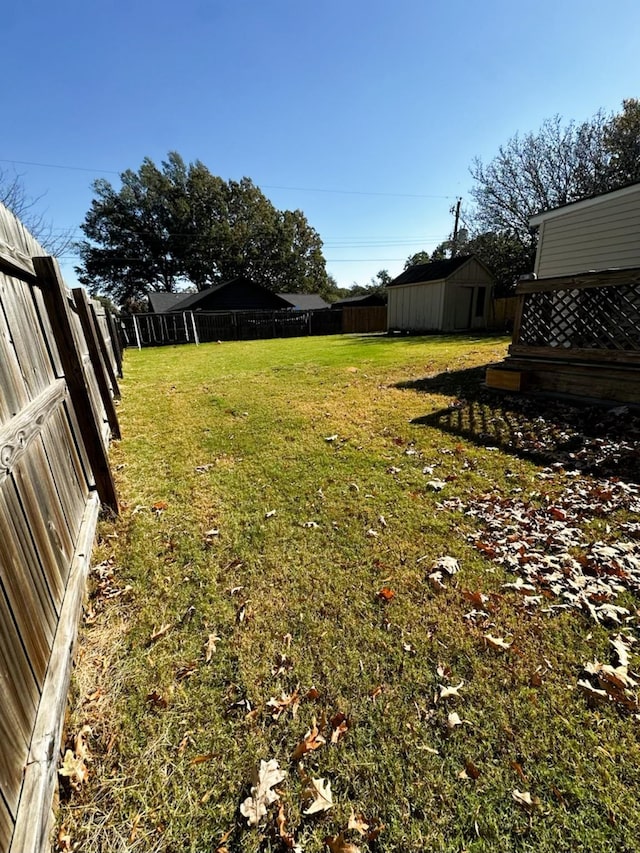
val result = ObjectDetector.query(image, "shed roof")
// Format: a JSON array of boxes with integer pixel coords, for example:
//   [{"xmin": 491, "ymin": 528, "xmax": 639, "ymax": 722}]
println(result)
[{"xmin": 388, "ymin": 255, "xmax": 474, "ymax": 287}]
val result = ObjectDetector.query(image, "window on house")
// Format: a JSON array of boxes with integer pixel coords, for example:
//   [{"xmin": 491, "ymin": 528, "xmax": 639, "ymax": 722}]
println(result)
[{"xmin": 475, "ymin": 287, "xmax": 486, "ymax": 317}]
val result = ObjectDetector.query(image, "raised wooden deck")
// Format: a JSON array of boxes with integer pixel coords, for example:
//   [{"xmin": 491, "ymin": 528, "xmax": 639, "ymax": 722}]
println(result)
[{"xmin": 486, "ymin": 268, "xmax": 640, "ymax": 405}]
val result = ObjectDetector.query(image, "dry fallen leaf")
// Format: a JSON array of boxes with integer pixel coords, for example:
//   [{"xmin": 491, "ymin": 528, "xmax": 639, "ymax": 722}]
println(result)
[
  {"xmin": 330, "ymin": 712, "xmax": 350, "ymax": 744},
  {"xmin": 58, "ymin": 749, "xmax": 88, "ymax": 790},
  {"xmin": 292, "ymin": 720, "xmax": 326, "ymax": 760},
  {"xmin": 267, "ymin": 690, "xmax": 301, "ymax": 720},
  {"xmin": 324, "ymin": 833, "xmax": 361, "ymax": 853},
  {"xmin": 439, "ymin": 681, "xmax": 464, "ymax": 700},
  {"xmin": 377, "ymin": 587, "xmax": 395, "ymax": 602},
  {"xmin": 239, "ymin": 759, "xmax": 286, "ymax": 827},
  {"xmin": 277, "ymin": 804, "xmax": 302, "ymax": 851},
  {"xmin": 74, "ymin": 725, "xmax": 92, "ymax": 761},
  {"xmin": 205, "ymin": 634, "xmax": 221, "ymax": 662},
  {"xmin": 348, "ymin": 810, "xmax": 369, "ymax": 835},
  {"xmin": 512, "ymin": 789, "xmax": 541, "ymax": 811},
  {"xmin": 447, "ymin": 711, "xmax": 465, "ymax": 729},
  {"xmin": 484, "ymin": 634, "xmax": 513, "ymax": 652},
  {"xmin": 428, "ymin": 571, "xmax": 447, "ymax": 592},
  {"xmin": 432, "ymin": 555, "xmax": 460, "ymax": 575},
  {"xmin": 148, "ymin": 623, "xmax": 173, "ymax": 645},
  {"xmin": 303, "ymin": 777, "xmax": 334, "ymax": 814}
]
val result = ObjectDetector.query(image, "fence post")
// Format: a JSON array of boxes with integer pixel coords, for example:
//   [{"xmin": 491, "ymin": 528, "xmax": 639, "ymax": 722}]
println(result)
[
  {"xmin": 73, "ymin": 289, "xmax": 121, "ymax": 439},
  {"xmin": 133, "ymin": 314, "xmax": 142, "ymax": 349},
  {"xmin": 33, "ymin": 257, "xmax": 119, "ymax": 514},
  {"xmin": 105, "ymin": 308, "xmax": 123, "ymax": 377},
  {"xmin": 88, "ymin": 300, "xmax": 121, "ymax": 399},
  {"xmin": 190, "ymin": 311, "xmax": 199, "ymax": 345}
]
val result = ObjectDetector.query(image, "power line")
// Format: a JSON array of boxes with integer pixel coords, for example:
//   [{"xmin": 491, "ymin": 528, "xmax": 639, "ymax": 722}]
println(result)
[{"xmin": 0, "ymin": 158, "xmax": 456, "ymax": 200}]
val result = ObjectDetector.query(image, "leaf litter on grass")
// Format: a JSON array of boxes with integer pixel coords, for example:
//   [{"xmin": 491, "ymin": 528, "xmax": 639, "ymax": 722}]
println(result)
[{"xmin": 57, "ymin": 338, "xmax": 640, "ymax": 853}]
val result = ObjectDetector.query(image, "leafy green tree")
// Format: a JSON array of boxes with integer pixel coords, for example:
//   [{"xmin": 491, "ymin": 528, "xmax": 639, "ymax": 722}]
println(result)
[
  {"xmin": 404, "ymin": 250, "xmax": 430, "ymax": 269},
  {"xmin": 76, "ymin": 153, "xmax": 329, "ymax": 308},
  {"xmin": 348, "ymin": 269, "xmax": 390, "ymax": 297}
]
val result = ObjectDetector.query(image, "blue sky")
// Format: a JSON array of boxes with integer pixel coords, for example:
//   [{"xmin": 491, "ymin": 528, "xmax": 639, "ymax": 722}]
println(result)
[{"xmin": 3, "ymin": 0, "xmax": 639, "ymax": 290}]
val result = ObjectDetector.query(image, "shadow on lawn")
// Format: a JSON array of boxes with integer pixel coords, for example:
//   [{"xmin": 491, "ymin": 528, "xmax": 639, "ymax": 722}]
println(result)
[{"xmin": 397, "ymin": 366, "xmax": 640, "ymax": 483}]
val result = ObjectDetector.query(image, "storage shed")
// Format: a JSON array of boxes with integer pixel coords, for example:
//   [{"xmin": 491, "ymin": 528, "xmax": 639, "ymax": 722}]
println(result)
[
  {"xmin": 387, "ymin": 255, "xmax": 494, "ymax": 333},
  {"xmin": 530, "ymin": 180, "xmax": 640, "ymax": 277}
]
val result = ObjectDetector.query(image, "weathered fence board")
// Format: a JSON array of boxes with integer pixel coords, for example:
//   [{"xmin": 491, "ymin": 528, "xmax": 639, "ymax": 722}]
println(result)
[{"xmin": 0, "ymin": 202, "xmax": 120, "ymax": 853}]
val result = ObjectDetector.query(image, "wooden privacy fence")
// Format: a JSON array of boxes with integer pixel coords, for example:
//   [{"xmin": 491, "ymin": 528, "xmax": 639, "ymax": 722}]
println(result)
[
  {"xmin": 0, "ymin": 203, "xmax": 120, "ymax": 853},
  {"xmin": 486, "ymin": 267, "xmax": 640, "ymax": 403}
]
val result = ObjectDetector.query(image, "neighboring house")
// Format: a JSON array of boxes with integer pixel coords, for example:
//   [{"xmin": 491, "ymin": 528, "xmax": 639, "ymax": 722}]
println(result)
[
  {"xmin": 530, "ymin": 180, "xmax": 640, "ymax": 277},
  {"xmin": 386, "ymin": 255, "xmax": 495, "ymax": 332},
  {"xmin": 330, "ymin": 293, "xmax": 386, "ymax": 309},
  {"xmin": 148, "ymin": 277, "xmax": 293, "ymax": 313},
  {"xmin": 277, "ymin": 293, "xmax": 329, "ymax": 310},
  {"xmin": 147, "ymin": 292, "xmax": 190, "ymax": 313}
]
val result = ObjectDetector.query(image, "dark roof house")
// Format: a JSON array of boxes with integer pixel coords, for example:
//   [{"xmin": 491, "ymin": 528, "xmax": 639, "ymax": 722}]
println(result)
[
  {"xmin": 277, "ymin": 293, "xmax": 329, "ymax": 310},
  {"xmin": 148, "ymin": 277, "xmax": 293, "ymax": 313},
  {"xmin": 147, "ymin": 291, "xmax": 191, "ymax": 313}
]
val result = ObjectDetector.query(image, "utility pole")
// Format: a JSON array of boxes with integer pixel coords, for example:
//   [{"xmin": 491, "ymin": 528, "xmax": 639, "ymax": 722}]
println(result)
[{"xmin": 451, "ymin": 197, "xmax": 462, "ymax": 257}]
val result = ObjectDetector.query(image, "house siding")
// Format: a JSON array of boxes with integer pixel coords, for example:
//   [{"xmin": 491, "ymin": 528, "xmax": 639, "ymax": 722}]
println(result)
[{"xmin": 535, "ymin": 187, "xmax": 640, "ymax": 277}]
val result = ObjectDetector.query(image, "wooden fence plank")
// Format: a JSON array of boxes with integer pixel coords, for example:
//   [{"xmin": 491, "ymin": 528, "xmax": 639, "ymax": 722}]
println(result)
[
  {"xmin": 33, "ymin": 256, "xmax": 119, "ymax": 513},
  {"xmin": 73, "ymin": 288, "xmax": 121, "ymax": 437},
  {"xmin": 0, "ymin": 582, "xmax": 39, "ymax": 815},
  {"xmin": 10, "ymin": 494, "xmax": 100, "ymax": 853},
  {"xmin": 13, "ymin": 448, "xmax": 74, "ymax": 604},
  {"xmin": 0, "ymin": 494, "xmax": 56, "ymax": 679},
  {"xmin": 0, "ymin": 291, "xmax": 31, "ymax": 424},
  {"xmin": 0, "ymin": 277, "xmax": 55, "ymax": 398},
  {"xmin": 0, "ymin": 792, "xmax": 13, "ymax": 853}
]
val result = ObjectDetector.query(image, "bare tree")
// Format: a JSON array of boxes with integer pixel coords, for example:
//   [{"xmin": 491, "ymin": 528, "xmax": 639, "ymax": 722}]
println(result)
[{"xmin": 0, "ymin": 166, "xmax": 74, "ymax": 256}]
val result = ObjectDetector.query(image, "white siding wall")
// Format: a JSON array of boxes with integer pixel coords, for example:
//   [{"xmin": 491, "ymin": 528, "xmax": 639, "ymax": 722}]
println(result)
[
  {"xmin": 387, "ymin": 282, "xmax": 444, "ymax": 330},
  {"xmin": 535, "ymin": 186, "xmax": 640, "ymax": 277}
]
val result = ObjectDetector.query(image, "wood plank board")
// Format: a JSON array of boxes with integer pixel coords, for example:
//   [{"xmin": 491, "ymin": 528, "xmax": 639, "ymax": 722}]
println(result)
[
  {"xmin": 0, "ymin": 491, "xmax": 56, "ymax": 679},
  {"xmin": 10, "ymin": 494, "xmax": 100, "ymax": 853},
  {"xmin": 0, "ymin": 581, "xmax": 39, "ymax": 815},
  {"xmin": 13, "ymin": 446, "xmax": 73, "ymax": 604},
  {"xmin": 0, "ymin": 277, "xmax": 55, "ymax": 399},
  {"xmin": 0, "ymin": 282, "xmax": 31, "ymax": 424},
  {"xmin": 0, "ymin": 790, "xmax": 14, "ymax": 853}
]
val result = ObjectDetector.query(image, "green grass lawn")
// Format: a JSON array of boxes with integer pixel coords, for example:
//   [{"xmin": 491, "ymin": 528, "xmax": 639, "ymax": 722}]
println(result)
[{"xmin": 58, "ymin": 334, "xmax": 640, "ymax": 853}]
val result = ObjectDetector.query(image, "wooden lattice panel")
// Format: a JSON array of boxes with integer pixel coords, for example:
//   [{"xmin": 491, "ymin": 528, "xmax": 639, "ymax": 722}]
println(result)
[{"xmin": 519, "ymin": 283, "xmax": 640, "ymax": 351}]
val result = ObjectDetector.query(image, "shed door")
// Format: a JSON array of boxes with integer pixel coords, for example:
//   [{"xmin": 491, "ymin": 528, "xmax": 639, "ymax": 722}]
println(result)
[{"xmin": 453, "ymin": 288, "xmax": 473, "ymax": 329}]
